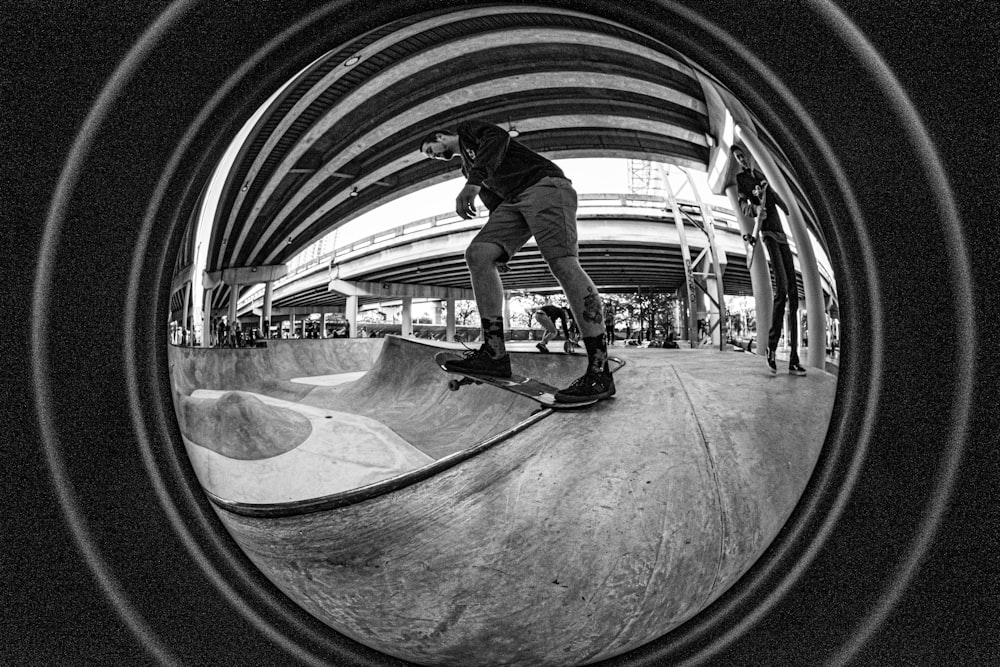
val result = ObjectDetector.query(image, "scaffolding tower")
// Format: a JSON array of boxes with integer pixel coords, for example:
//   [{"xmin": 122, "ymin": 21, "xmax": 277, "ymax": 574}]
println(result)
[{"xmin": 628, "ymin": 159, "xmax": 728, "ymax": 350}]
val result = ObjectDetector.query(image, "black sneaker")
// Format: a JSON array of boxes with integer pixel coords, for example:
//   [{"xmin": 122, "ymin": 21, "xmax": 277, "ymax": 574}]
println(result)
[
  {"xmin": 555, "ymin": 369, "xmax": 616, "ymax": 403},
  {"xmin": 788, "ymin": 362, "xmax": 807, "ymax": 376},
  {"xmin": 536, "ymin": 342, "xmax": 549, "ymax": 353},
  {"xmin": 765, "ymin": 348, "xmax": 777, "ymax": 375},
  {"xmin": 444, "ymin": 345, "xmax": 512, "ymax": 378}
]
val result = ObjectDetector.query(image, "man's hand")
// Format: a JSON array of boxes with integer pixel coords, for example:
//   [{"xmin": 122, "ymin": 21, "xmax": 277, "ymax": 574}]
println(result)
[{"xmin": 456, "ymin": 183, "xmax": 481, "ymax": 219}]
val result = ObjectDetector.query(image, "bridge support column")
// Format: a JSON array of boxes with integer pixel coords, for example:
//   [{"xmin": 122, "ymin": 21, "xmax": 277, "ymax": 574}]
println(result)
[
  {"xmin": 180, "ymin": 281, "xmax": 191, "ymax": 344},
  {"xmin": 201, "ymin": 287, "xmax": 213, "ymax": 348},
  {"xmin": 263, "ymin": 282, "xmax": 274, "ymax": 338},
  {"xmin": 660, "ymin": 164, "xmax": 728, "ymax": 350},
  {"xmin": 701, "ymin": 255, "xmax": 722, "ymax": 347},
  {"xmin": 677, "ymin": 287, "xmax": 691, "ymax": 343},
  {"xmin": 401, "ymin": 297, "xmax": 413, "ymax": 337},
  {"xmin": 227, "ymin": 287, "xmax": 238, "ymax": 341},
  {"xmin": 446, "ymin": 298, "xmax": 456, "ymax": 342},
  {"xmin": 502, "ymin": 291, "xmax": 511, "ymax": 335},
  {"xmin": 346, "ymin": 296, "xmax": 358, "ymax": 338},
  {"xmin": 672, "ymin": 289, "xmax": 686, "ymax": 341}
]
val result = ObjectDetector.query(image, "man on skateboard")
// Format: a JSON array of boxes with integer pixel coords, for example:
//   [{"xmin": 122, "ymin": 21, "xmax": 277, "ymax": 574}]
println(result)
[
  {"xmin": 420, "ymin": 119, "xmax": 615, "ymax": 403},
  {"xmin": 732, "ymin": 145, "xmax": 806, "ymax": 376},
  {"xmin": 533, "ymin": 304, "xmax": 576, "ymax": 353}
]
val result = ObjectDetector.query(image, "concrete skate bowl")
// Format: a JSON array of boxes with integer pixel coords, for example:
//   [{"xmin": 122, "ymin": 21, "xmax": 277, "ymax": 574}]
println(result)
[
  {"xmin": 168, "ymin": 336, "xmax": 603, "ymax": 507},
  {"xmin": 173, "ymin": 335, "xmax": 835, "ymax": 665}
]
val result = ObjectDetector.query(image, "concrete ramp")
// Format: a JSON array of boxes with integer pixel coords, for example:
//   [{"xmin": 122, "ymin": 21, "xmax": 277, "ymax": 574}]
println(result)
[
  {"xmin": 169, "ymin": 336, "xmax": 587, "ymax": 504},
  {"xmin": 185, "ymin": 338, "xmax": 837, "ymax": 666},
  {"xmin": 169, "ymin": 337, "xmax": 384, "ymax": 400},
  {"xmin": 181, "ymin": 389, "xmax": 434, "ymax": 503},
  {"xmin": 295, "ymin": 336, "xmax": 592, "ymax": 460}
]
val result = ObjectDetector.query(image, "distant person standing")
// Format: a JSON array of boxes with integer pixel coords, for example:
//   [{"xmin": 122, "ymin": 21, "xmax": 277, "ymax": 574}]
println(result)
[
  {"xmin": 420, "ymin": 120, "xmax": 616, "ymax": 402},
  {"xmin": 732, "ymin": 145, "xmax": 806, "ymax": 376}
]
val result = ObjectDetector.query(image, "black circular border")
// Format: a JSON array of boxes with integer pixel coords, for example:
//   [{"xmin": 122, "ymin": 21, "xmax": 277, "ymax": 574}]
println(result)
[{"xmin": 13, "ymin": 1, "xmax": 991, "ymax": 665}]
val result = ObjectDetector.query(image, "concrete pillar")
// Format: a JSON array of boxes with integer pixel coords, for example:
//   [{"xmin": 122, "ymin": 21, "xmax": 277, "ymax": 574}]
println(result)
[
  {"xmin": 346, "ymin": 295, "xmax": 358, "ymax": 338},
  {"xmin": 263, "ymin": 281, "xmax": 274, "ymax": 338},
  {"xmin": 502, "ymin": 291, "xmax": 511, "ymax": 334},
  {"xmin": 678, "ymin": 287, "xmax": 690, "ymax": 342},
  {"xmin": 433, "ymin": 300, "xmax": 443, "ymax": 325},
  {"xmin": 201, "ymin": 287, "xmax": 213, "ymax": 348},
  {"xmin": 401, "ymin": 297, "xmax": 413, "ymax": 336},
  {"xmin": 227, "ymin": 285, "xmax": 238, "ymax": 336},
  {"xmin": 726, "ymin": 184, "xmax": 772, "ymax": 356},
  {"xmin": 446, "ymin": 298, "xmax": 456, "ymax": 342},
  {"xmin": 701, "ymin": 255, "xmax": 721, "ymax": 347},
  {"xmin": 181, "ymin": 282, "xmax": 191, "ymax": 343},
  {"xmin": 736, "ymin": 125, "xmax": 826, "ymax": 369},
  {"xmin": 659, "ymin": 164, "xmax": 700, "ymax": 348},
  {"xmin": 672, "ymin": 289, "xmax": 685, "ymax": 338},
  {"xmin": 682, "ymin": 167, "xmax": 728, "ymax": 351}
]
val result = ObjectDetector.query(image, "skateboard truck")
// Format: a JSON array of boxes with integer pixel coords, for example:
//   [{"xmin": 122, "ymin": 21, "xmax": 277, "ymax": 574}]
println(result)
[{"xmin": 447, "ymin": 376, "xmax": 482, "ymax": 391}]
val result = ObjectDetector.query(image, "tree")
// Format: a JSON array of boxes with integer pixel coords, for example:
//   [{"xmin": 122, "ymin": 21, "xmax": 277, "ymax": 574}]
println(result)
[{"xmin": 455, "ymin": 300, "xmax": 478, "ymax": 326}]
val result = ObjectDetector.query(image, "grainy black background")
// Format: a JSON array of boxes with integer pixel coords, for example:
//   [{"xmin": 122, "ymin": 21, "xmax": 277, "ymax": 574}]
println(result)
[{"xmin": 3, "ymin": 1, "xmax": 996, "ymax": 665}]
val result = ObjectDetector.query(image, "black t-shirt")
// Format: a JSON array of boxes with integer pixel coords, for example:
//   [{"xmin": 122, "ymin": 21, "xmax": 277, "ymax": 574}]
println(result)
[
  {"xmin": 736, "ymin": 167, "xmax": 787, "ymax": 235},
  {"xmin": 457, "ymin": 119, "xmax": 565, "ymax": 209}
]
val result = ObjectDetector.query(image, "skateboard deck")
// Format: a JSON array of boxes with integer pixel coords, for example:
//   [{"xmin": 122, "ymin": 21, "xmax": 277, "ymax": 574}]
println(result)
[
  {"xmin": 744, "ymin": 233, "xmax": 759, "ymax": 270},
  {"xmin": 435, "ymin": 351, "xmax": 611, "ymax": 409},
  {"xmin": 535, "ymin": 338, "xmax": 581, "ymax": 354},
  {"xmin": 746, "ymin": 181, "xmax": 767, "ymax": 271}
]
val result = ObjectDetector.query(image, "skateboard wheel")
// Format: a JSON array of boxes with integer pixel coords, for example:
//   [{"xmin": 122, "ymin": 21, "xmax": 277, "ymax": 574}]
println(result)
[{"xmin": 448, "ymin": 379, "xmax": 460, "ymax": 391}]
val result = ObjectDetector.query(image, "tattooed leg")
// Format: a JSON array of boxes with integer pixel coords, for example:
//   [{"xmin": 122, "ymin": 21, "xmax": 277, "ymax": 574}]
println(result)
[
  {"xmin": 582, "ymin": 287, "xmax": 604, "ymax": 325},
  {"xmin": 582, "ymin": 334, "xmax": 609, "ymax": 374},
  {"xmin": 545, "ymin": 256, "xmax": 610, "ymax": 374},
  {"xmin": 481, "ymin": 316, "xmax": 507, "ymax": 358},
  {"xmin": 547, "ymin": 256, "xmax": 606, "ymax": 339}
]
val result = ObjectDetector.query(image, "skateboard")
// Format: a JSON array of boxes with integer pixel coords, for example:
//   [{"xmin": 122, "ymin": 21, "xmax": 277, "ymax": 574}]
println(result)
[
  {"xmin": 745, "ymin": 181, "xmax": 767, "ymax": 270},
  {"xmin": 434, "ymin": 351, "xmax": 623, "ymax": 410},
  {"xmin": 535, "ymin": 337, "xmax": 581, "ymax": 354}
]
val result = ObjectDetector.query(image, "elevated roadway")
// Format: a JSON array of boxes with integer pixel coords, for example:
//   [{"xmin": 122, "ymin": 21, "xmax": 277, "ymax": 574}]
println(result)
[{"xmin": 234, "ymin": 194, "xmax": 837, "ymax": 315}]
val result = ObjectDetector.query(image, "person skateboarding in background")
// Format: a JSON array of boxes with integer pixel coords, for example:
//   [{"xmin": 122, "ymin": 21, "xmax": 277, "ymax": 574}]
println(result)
[
  {"xmin": 732, "ymin": 145, "xmax": 806, "ymax": 376},
  {"xmin": 420, "ymin": 119, "xmax": 616, "ymax": 403},
  {"xmin": 534, "ymin": 304, "xmax": 576, "ymax": 353}
]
